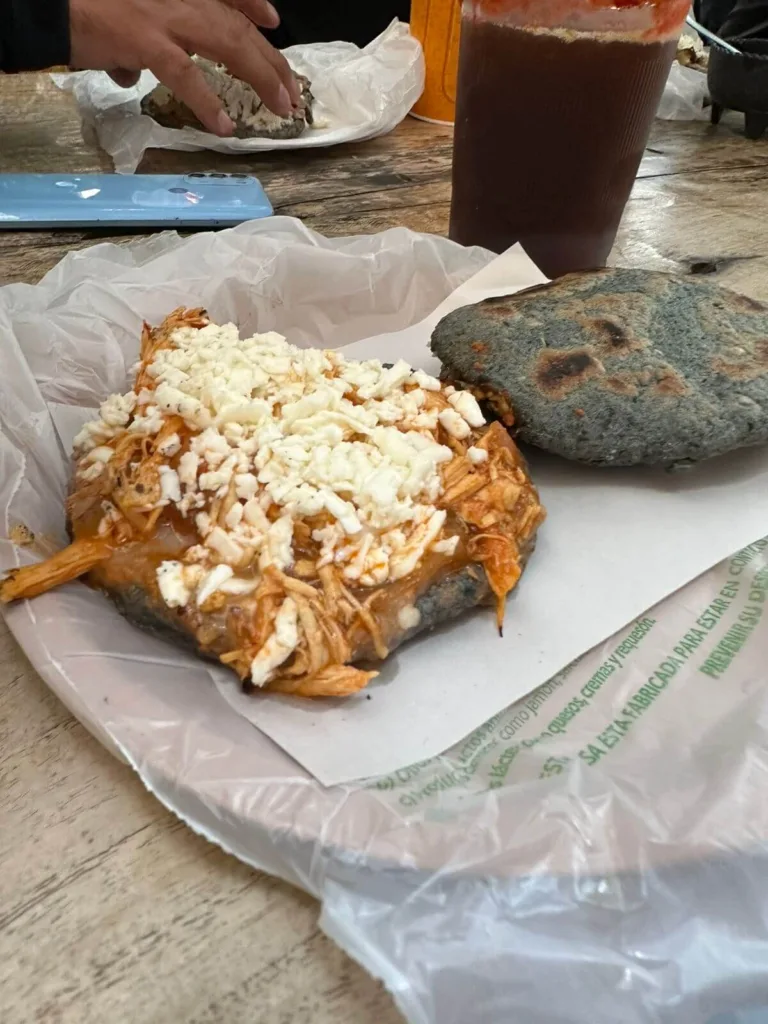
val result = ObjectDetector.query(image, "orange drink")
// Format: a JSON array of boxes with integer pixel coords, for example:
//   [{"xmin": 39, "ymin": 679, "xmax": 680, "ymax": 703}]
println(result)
[{"xmin": 410, "ymin": 0, "xmax": 461, "ymax": 124}]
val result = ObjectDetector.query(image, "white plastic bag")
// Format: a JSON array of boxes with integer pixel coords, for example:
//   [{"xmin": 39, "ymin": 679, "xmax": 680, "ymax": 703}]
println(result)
[
  {"xmin": 52, "ymin": 21, "xmax": 424, "ymax": 173},
  {"xmin": 4, "ymin": 220, "xmax": 768, "ymax": 1024},
  {"xmin": 658, "ymin": 61, "xmax": 710, "ymax": 121}
]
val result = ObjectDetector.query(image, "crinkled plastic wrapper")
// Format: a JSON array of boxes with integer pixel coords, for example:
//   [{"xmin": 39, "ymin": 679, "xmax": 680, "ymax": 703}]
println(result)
[
  {"xmin": 3, "ymin": 219, "xmax": 768, "ymax": 1024},
  {"xmin": 52, "ymin": 21, "xmax": 424, "ymax": 173}
]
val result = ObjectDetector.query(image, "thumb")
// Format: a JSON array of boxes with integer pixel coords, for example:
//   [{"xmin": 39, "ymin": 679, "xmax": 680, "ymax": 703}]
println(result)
[{"xmin": 108, "ymin": 69, "xmax": 142, "ymax": 88}]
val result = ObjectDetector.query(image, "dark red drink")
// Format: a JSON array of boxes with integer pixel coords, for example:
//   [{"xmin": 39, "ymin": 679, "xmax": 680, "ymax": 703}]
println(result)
[{"xmin": 449, "ymin": 0, "xmax": 689, "ymax": 277}]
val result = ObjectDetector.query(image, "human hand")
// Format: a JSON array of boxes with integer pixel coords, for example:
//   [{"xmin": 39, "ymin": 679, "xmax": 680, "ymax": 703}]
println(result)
[{"xmin": 69, "ymin": 0, "xmax": 301, "ymax": 136}]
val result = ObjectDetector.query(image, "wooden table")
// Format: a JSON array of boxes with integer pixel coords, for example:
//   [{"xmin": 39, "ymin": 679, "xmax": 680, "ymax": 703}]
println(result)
[{"xmin": 2, "ymin": 73, "xmax": 768, "ymax": 1024}]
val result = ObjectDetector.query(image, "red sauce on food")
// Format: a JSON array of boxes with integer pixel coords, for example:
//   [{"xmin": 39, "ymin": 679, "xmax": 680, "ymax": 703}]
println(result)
[{"xmin": 473, "ymin": 0, "xmax": 689, "ymax": 39}]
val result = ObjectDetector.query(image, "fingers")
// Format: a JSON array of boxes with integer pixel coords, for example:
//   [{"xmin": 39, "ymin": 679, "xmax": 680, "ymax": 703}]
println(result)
[
  {"xmin": 240, "ymin": 32, "xmax": 301, "ymax": 109},
  {"xmin": 274, "ymin": 46, "xmax": 302, "ymax": 106},
  {"xmin": 195, "ymin": 24, "xmax": 297, "ymax": 115},
  {"xmin": 148, "ymin": 44, "xmax": 235, "ymax": 136},
  {"xmin": 108, "ymin": 68, "xmax": 142, "ymax": 88},
  {"xmin": 228, "ymin": 0, "xmax": 281, "ymax": 29},
  {"xmin": 184, "ymin": 0, "xmax": 301, "ymax": 112}
]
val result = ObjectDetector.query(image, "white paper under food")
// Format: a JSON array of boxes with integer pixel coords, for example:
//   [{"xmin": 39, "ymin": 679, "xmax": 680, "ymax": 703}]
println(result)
[
  {"xmin": 5, "ymin": 221, "xmax": 768, "ymax": 1024},
  {"xmin": 9, "ymin": 222, "xmax": 768, "ymax": 785},
  {"xmin": 52, "ymin": 21, "xmax": 424, "ymax": 173}
]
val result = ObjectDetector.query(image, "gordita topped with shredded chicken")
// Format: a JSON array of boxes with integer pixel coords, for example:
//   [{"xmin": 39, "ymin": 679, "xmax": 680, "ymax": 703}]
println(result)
[{"xmin": 0, "ymin": 310, "xmax": 545, "ymax": 698}]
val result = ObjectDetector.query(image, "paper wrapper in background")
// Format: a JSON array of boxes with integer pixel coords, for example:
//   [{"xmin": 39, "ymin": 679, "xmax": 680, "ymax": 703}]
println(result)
[
  {"xmin": 52, "ymin": 21, "xmax": 424, "ymax": 173},
  {"xmin": 657, "ymin": 61, "xmax": 710, "ymax": 121},
  {"xmin": 4, "ymin": 220, "xmax": 768, "ymax": 1022}
]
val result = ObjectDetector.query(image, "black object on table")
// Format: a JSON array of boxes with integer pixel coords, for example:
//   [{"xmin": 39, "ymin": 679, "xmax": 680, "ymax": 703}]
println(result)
[{"xmin": 698, "ymin": 0, "xmax": 768, "ymax": 138}]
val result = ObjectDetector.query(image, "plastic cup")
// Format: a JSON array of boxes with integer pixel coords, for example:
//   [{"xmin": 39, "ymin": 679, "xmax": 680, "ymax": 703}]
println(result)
[
  {"xmin": 449, "ymin": 0, "xmax": 691, "ymax": 277},
  {"xmin": 410, "ymin": 0, "xmax": 462, "ymax": 125}
]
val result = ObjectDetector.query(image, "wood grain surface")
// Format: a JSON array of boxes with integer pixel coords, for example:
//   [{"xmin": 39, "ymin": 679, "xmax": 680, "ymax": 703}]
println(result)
[{"xmin": 2, "ymin": 72, "xmax": 768, "ymax": 1024}]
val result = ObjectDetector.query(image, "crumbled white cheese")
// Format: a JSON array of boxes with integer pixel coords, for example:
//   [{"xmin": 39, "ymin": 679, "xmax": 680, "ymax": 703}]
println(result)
[
  {"xmin": 363, "ymin": 359, "xmax": 412, "ymax": 400},
  {"xmin": 157, "ymin": 433, "xmax": 181, "ymax": 458},
  {"xmin": 82, "ymin": 320, "xmax": 491, "ymax": 589},
  {"xmin": 191, "ymin": 428, "xmax": 231, "ymax": 464},
  {"xmin": 199, "ymin": 455, "xmax": 237, "ymax": 493},
  {"xmin": 156, "ymin": 558, "xmax": 257, "ymax": 610},
  {"xmin": 156, "ymin": 560, "xmax": 203, "ymax": 608},
  {"xmin": 242, "ymin": 497, "xmax": 270, "ymax": 532},
  {"xmin": 224, "ymin": 502, "xmax": 244, "ymax": 531},
  {"xmin": 158, "ymin": 465, "xmax": 182, "ymax": 504},
  {"xmin": 467, "ymin": 446, "xmax": 489, "ymax": 465},
  {"xmin": 250, "ymin": 596, "xmax": 299, "ymax": 687},
  {"xmin": 323, "ymin": 492, "xmax": 361, "ymax": 537},
  {"xmin": 73, "ymin": 391, "xmax": 137, "ymax": 454},
  {"xmin": 314, "ymin": 522, "xmax": 344, "ymax": 568},
  {"xmin": 398, "ymin": 605, "xmax": 422, "ymax": 631},
  {"xmin": 259, "ymin": 514, "xmax": 294, "ymax": 571},
  {"xmin": 101, "ymin": 392, "xmax": 137, "ymax": 426},
  {"xmin": 178, "ymin": 451, "xmax": 200, "ymax": 488},
  {"xmin": 146, "ymin": 325, "xmax": 458, "ymax": 546},
  {"xmin": 412, "ymin": 370, "xmax": 441, "ymax": 392},
  {"xmin": 433, "ymin": 535, "xmax": 460, "ymax": 557},
  {"xmin": 411, "ymin": 410, "xmax": 439, "ymax": 431},
  {"xmin": 85, "ymin": 446, "xmax": 115, "ymax": 465},
  {"xmin": 449, "ymin": 391, "xmax": 486, "ymax": 428},
  {"xmin": 153, "ymin": 381, "xmax": 210, "ymax": 429},
  {"xmin": 129, "ymin": 405, "xmax": 165, "ymax": 435},
  {"xmin": 206, "ymin": 526, "xmax": 245, "ymax": 565},
  {"xmin": 235, "ymin": 472, "xmax": 259, "ymax": 501},
  {"xmin": 219, "ymin": 576, "xmax": 259, "ymax": 597},
  {"xmin": 196, "ymin": 564, "xmax": 234, "ymax": 607},
  {"xmin": 439, "ymin": 408, "xmax": 472, "ymax": 440},
  {"xmin": 195, "ymin": 511, "xmax": 213, "ymax": 537}
]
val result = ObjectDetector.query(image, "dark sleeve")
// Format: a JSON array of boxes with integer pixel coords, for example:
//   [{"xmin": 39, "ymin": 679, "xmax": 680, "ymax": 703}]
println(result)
[
  {"xmin": 267, "ymin": 1, "xmax": 410, "ymax": 48},
  {"xmin": 719, "ymin": 0, "xmax": 768, "ymax": 37},
  {"xmin": 694, "ymin": 0, "xmax": 737, "ymax": 32},
  {"xmin": 0, "ymin": 0, "xmax": 71, "ymax": 74}
]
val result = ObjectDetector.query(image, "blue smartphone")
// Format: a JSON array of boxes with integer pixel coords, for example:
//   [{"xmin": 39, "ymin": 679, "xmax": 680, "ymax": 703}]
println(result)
[{"xmin": 0, "ymin": 173, "xmax": 273, "ymax": 229}]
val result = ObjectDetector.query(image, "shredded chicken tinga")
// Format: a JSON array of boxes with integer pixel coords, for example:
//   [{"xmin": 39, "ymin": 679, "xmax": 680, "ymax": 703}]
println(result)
[{"xmin": 0, "ymin": 310, "xmax": 545, "ymax": 698}]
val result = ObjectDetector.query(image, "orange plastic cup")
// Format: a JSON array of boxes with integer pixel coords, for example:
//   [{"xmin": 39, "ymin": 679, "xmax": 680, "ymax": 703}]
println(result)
[{"xmin": 410, "ymin": 0, "xmax": 461, "ymax": 125}]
